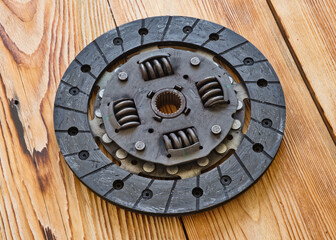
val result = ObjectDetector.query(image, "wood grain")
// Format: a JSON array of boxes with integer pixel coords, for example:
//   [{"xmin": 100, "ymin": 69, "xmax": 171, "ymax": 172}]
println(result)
[
  {"xmin": 0, "ymin": 0, "xmax": 186, "ymax": 239},
  {"xmin": 268, "ymin": 0, "xmax": 336, "ymax": 142},
  {"xmin": 108, "ymin": 0, "xmax": 336, "ymax": 239},
  {"xmin": 0, "ymin": 0, "xmax": 336, "ymax": 239}
]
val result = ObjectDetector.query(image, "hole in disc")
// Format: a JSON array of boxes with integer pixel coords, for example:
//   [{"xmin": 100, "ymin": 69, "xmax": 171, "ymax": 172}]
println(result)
[
  {"xmin": 113, "ymin": 180, "xmax": 124, "ymax": 190},
  {"xmin": 209, "ymin": 33, "xmax": 219, "ymax": 41},
  {"xmin": 220, "ymin": 175, "xmax": 232, "ymax": 186},
  {"xmin": 261, "ymin": 118, "xmax": 272, "ymax": 128},
  {"xmin": 81, "ymin": 65, "xmax": 91, "ymax": 72},
  {"xmin": 192, "ymin": 187, "xmax": 203, "ymax": 198},
  {"xmin": 183, "ymin": 26, "xmax": 193, "ymax": 33},
  {"xmin": 138, "ymin": 28, "xmax": 148, "ymax": 35},
  {"xmin": 113, "ymin": 37, "xmax": 123, "ymax": 45},
  {"xmin": 257, "ymin": 79, "xmax": 268, "ymax": 87},
  {"xmin": 68, "ymin": 127, "xmax": 78, "ymax": 136},
  {"xmin": 142, "ymin": 189, "xmax": 153, "ymax": 199},
  {"xmin": 252, "ymin": 143, "xmax": 264, "ymax": 153},
  {"xmin": 78, "ymin": 150, "xmax": 89, "ymax": 160}
]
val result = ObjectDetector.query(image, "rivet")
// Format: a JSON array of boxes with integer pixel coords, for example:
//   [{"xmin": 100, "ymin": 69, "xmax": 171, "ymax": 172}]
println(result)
[
  {"xmin": 98, "ymin": 89, "xmax": 105, "ymax": 98},
  {"xmin": 102, "ymin": 133, "xmax": 112, "ymax": 143},
  {"xmin": 116, "ymin": 149, "xmax": 128, "ymax": 159},
  {"xmin": 190, "ymin": 57, "xmax": 200, "ymax": 66},
  {"xmin": 143, "ymin": 162, "xmax": 155, "ymax": 173},
  {"xmin": 211, "ymin": 125, "xmax": 222, "ymax": 135},
  {"xmin": 232, "ymin": 119, "xmax": 242, "ymax": 130},
  {"xmin": 197, "ymin": 158, "xmax": 209, "ymax": 167},
  {"xmin": 167, "ymin": 166, "xmax": 179, "ymax": 175},
  {"xmin": 135, "ymin": 141, "xmax": 146, "ymax": 151},
  {"xmin": 215, "ymin": 143, "xmax": 227, "ymax": 154},
  {"xmin": 237, "ymin": 101, "xmax": 243, "ymax": 111},
  {"xmin": 95, "ymin": 109, "xmax": 102, "ymax": 118},
  {"xmin": 118, "ymin": 72, "xmax": 128, "ymax": 81}
]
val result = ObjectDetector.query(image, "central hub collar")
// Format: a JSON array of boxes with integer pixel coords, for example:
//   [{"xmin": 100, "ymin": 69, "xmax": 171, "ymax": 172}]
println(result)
[{"xmin": 151, "ymin": 88, "xmax": 186, "ymax": 118}]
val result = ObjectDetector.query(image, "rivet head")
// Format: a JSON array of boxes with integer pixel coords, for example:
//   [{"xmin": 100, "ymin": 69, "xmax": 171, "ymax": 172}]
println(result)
[
  {"xmin": 118, "ymin": 72, "xmax": 128, "ymax": 81},
  {"xmin": 197, "ymin": 158, "xmax": 209, "ymax": 167},
  {"xmin": 98, "ymin": 89, "xmax": 105, "ymax": 98},
  {"xmin": 167, "ymin": 166, "xmax": 179, "ymax": 175},
  {"xmin": 116, "ymin": 149, "xmax": 128, "ymax": 159},
  {"xmin": 237, "ymin": 100, "xmax": 243, "ymax": 110},
  {"xmin": 229, "ymin": 76, "xmax": 234, "ymax": 84},
  {"xmin": 211, "ymin": 125, "xmax": 222, "ymax": 135},
  {"xmin": 215, "ymin": 143, "xmax": 227, "ymax": 154},
  {"xmin": 95, "ymin": 109, "xmax": 102, "ymax": 118},
  {"xmin": 135, "ymin": 141, "xmax": 146, "ymax": 151},
  {"xmin": 232, "ymin": 119, "xmax": 242, "ymax": 130},
  {"xmin": 143, "ymin": 162, "xmax": 155, "ymax": 173},
  {"xmin": 190, "ymin": 57, "xmax": 200, "ymax": 66},
  {"xmin": 102, "ymin": 133, "xmax": 112, "ymax": 143}
]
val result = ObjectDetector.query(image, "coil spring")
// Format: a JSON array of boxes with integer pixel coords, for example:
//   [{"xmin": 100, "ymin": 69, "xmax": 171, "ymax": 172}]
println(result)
[
  {"xmin": 163, "ymin": 128, "xmax": 199, "ymax": 150},
  {"xmin": 140, "ymin": 57, "xmax": 173, "ymax": 81},
  {"xmin": 113, "ymin": 99, "xmax": 140, "ymax": 129},
  {"xmin": 196, "ymin": 76, "xmax": 229, "ymax": 107}
]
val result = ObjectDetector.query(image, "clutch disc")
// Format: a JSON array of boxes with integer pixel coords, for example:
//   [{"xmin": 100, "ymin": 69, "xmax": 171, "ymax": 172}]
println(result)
[{"xmin": 54, "ymin": 16, "xmax": 286, "ymax": 216}]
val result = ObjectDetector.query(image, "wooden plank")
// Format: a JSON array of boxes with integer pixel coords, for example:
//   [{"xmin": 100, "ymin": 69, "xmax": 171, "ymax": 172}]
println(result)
[
  {"xmin": 107, "ymin": 0, "xmax": 336, "ymax": 239},
  {"xmin": 268, "ymin": 0, "xmax": 336, "ymax": 142},
  {"xmin": 0, "ymin": 0, "xmax": 186, "ymax": 239}
]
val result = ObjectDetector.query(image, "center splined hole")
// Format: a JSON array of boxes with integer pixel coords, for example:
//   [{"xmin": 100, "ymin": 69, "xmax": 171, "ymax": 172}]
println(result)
[{"xmin": 155, "ymin": 91, "xmax": 182, "ymax": 115}]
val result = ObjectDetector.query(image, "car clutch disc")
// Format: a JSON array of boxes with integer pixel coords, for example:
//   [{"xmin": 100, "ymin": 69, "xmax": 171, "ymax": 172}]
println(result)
[{"xmin": 54, "ymin": 16, "xmax": 286, "ymax": 216}]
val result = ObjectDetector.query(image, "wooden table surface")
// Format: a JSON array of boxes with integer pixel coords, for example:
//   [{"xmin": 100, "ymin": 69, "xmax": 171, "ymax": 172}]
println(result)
[{"xmin": 0, "ymin": 0, "xmax": 335, "ymax": 239}]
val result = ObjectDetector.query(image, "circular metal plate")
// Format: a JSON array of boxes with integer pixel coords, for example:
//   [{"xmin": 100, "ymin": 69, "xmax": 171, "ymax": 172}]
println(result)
[{"xmin": 54, "ymin": 16, "xmax": 286, "ymax": 216}]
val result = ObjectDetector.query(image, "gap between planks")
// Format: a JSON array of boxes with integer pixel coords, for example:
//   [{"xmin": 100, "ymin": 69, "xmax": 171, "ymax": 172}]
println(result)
[{"xmin": 266, "ymin": 0, "xmax": 336, "ymax": 146}]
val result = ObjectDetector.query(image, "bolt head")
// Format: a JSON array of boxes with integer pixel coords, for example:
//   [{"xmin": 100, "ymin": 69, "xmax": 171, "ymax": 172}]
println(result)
[
  {"xmin": 190, "ymin": 57, "xmax": 200, "ymax": 66},
  {"xmin": 211, "ymin": 125, "xmax": 222, "ymax": 135},
  {"xmin": 135, "ymin": 141, "xmax": 146, "ymax": 151},
  {"xmin": 118, "ymin": 72, "xmax": 128, "ymax": 81}
]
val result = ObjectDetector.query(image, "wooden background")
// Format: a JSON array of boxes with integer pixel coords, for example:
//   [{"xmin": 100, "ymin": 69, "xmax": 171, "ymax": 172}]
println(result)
[{"xmin": 0, "ymin": 0, "xmax": 335, "ymax": 239}]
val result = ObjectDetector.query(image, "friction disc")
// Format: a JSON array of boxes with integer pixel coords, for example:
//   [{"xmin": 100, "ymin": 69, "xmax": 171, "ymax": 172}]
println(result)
[{"xmin": 54, "ymin": 16, "xmax": 286, "ymax": 216}]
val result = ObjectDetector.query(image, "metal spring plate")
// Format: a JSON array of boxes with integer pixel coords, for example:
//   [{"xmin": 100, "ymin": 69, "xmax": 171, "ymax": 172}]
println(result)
[{"xmin": 54, "ymin": 16, "xmax": 286, "ymax": 216}]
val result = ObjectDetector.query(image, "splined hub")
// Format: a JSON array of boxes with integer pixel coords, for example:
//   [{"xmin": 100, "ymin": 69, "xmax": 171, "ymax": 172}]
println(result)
[
  {"xmin": 151, "ymin": 88, "xmax": 186, "ymax": 118},
  {"xmin": 54, "ymin": 16, "xmax": 286, "ymax": 216}
]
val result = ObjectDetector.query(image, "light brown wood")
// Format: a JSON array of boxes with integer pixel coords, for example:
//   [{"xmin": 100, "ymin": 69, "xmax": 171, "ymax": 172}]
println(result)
[
  {"xmin": 1, "ymin": 0, "xmax": 336, "ymax": 239},
  {"xmin": 108, "ymin": 0, "xmax": 336, "ymax": 239},
  {"xmin": 268, "ymin": 0, "xmax": 336, "ymax": 142},
  {"xmin": 0, "ymin": 0, "xmax": 186, "ymax": 239}
]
